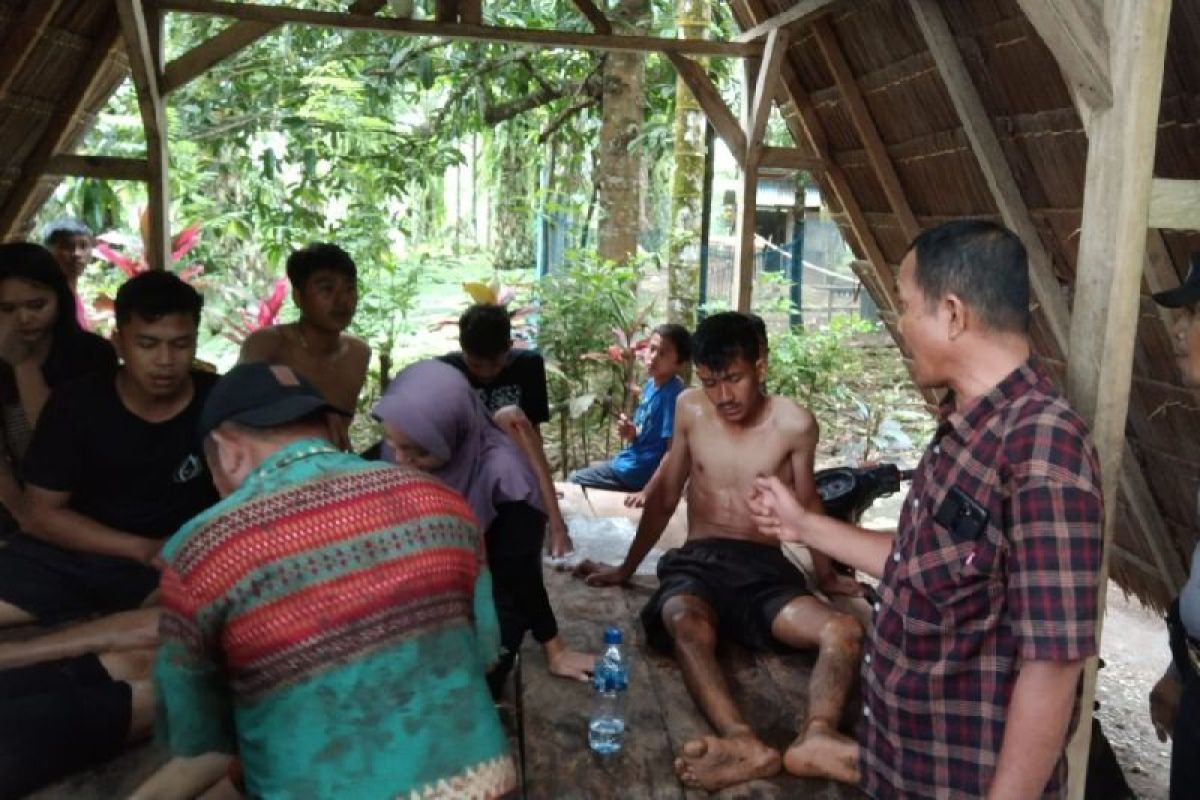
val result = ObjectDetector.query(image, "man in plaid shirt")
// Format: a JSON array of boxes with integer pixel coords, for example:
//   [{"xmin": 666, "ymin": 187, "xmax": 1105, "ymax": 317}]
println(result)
[{"xmin": 750, "ymin": 219, "xmax": 1104, "ymax": 798}]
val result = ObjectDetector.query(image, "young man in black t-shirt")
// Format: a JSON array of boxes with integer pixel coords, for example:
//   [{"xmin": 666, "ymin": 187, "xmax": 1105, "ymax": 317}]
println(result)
[
  {"xmin": 439, "ymin": 303, "xmax": 571, "ymax": 556},
  {"xmin": 0, "ymin": 271, "xmax": 218, "ymax": 627}
]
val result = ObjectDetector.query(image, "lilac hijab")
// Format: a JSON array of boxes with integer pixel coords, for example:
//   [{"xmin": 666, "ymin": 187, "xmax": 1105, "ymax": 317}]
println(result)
[{"xmin": 373, "ymin": 360, "xmax": 544, "ymax": 530}]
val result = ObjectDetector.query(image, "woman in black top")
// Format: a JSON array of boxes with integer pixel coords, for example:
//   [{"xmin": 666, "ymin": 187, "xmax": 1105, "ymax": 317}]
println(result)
[{"xmin": 0, "ymin": 243, "xmax": 116, "ymax": 530}]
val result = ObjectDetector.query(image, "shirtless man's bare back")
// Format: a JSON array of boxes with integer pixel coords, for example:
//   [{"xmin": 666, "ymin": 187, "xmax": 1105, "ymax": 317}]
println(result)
[
  {"xmin": 239, "ymin": 244, "xmax": 370, "ymax": 448},
  {"xmin": 579, "ymin": 312, "xmax": 862, "ymax": 791}
]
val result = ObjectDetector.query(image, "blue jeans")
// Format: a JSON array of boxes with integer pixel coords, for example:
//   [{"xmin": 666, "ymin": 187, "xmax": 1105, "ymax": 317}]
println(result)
[{"xmin": 568, "ymin": 462, "xmax": 637, "ymax": 491}]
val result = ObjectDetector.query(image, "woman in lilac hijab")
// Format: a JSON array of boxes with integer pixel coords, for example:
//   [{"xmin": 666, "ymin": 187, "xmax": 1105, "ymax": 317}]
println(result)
[{"xmin": 375, "ymin": 360, "xmax": 593, "ymax": 692}]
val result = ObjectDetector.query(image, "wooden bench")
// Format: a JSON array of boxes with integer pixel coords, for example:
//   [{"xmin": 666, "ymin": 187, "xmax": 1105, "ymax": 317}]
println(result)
[{"xmin": 518, "ymin": 567, "xmax": 865, "ymax": 799}]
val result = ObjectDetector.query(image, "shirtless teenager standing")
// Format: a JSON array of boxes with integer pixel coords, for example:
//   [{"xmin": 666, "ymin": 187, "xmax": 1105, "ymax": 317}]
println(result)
[
  {"xmin": 239, "ymin": 243, "xmax": 370, "ymax": 448},
  {"xmin": 579, "ymin": 312, "xmax": 863, "ymax": 791}
]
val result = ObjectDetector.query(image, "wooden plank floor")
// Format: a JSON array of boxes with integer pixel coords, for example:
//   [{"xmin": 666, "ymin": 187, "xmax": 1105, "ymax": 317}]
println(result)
[{"xmin": 519, "ymin": 568, "xmax": 865, "ymax": 800}]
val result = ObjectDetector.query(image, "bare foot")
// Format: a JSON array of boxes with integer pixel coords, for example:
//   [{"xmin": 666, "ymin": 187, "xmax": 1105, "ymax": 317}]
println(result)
[
  {"xmin": 673, "ymin": 734, "xmax": 781, "ymax": 791},
  {"xmin": 546, "ymin": 648, "xmax": 594, "ymax": 682},
  {"xmin": 783, "ymin": 721, "xmax": 860, "ymax": 784}
]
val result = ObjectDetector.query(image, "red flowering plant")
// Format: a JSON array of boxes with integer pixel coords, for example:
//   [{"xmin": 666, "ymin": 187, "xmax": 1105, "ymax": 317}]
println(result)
[
  {"xmin": 580, "ymin": 304, "xmax": 654, "ymax": 418},
  {"xmin": 223, "ymin": 277, "xmax": 289, "ymax": 345},
  {"xmin": 94, "ymin": 209, "xmax": 204, "ymax": 281},
  {"xmin": 88, "ymin": 212, "xmax": 205, "ymax": 326}
]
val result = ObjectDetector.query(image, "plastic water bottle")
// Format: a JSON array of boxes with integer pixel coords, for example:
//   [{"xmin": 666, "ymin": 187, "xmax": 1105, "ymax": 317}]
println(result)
[{"xmin": 588, "ymin": 626, "xmax": 629, "ymax": 754}]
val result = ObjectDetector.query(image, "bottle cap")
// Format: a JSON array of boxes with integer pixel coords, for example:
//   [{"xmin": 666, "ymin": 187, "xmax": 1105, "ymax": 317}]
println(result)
[{"xmin": 604, "ymin": 626, "xmax": 623, "ymax": 645}]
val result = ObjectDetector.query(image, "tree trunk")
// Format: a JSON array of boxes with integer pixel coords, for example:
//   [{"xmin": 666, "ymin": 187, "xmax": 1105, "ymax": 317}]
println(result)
[
  {"xmin": 595, "ymin": 0, "xmax": 648, "ymax": 266},
  {"xmin": 666, "ymin": 0, "xmax": 711, "ymax": 326},
  {"xmin": 492, "ymin": 124, "xmax": 536, "ymax": 270}
]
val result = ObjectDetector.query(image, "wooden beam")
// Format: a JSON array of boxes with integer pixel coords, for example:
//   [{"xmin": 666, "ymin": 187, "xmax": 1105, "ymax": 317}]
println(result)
[
  {"xmin": 733, "ymin": 0, "xmax": 839, "ymax": 43},
  {"xmin": 117, "ymin": 0, "xmax": 171, "ymax": 271},
  {"xmin": 569, "ymin": 0, "xmax": 612, "ymax": 35},
  {"xmin": 758, "ymin": 146, "xmax": 826, "ymax": 172},
  {"xmin": 666, "ymin": 53, "xmax": 747, "ymax": 164},
  {"xmin": 44, "ymin": 154, "xmax": 151, "ymax": 182},
  {"xmin": 0, "ymin": 20, "xmax": 121, "ymax": 239},
  {"xmin": 733, "ymin": 149, "xmax": 761, "ymax": 312},
  {"xmin": 909, "ymin": 0, "xmax": 1070, "ymax": 356},
  {"xmin": 150, "ymin": 0, "xmax": 761, "ymax": 58},
  {"xmin": 0, "ymin": 0, "xmax": 67, "ymax": 100},
  {"xmin": 775, "ymin": 73, "xmax": 900, "ymax": 315},
  {"xmin": 1149, "ymin": 178, "xmax": 1200, "ymax": 230},
  {"xmin": 1063, "ymin": 2, "xmax": 1173, "ymax": 798},
  {"xmin": 812, "ymin": 17, "xmax": 920, "ymax": 241},
  {"xmin": 162, "ymin": 0, "xmax": 387, "ymax": 94},
  {"xmin": 747, "ymin": 29, "xmax": 787, "ymax": 153},
  {"xmin": 1016, "ymin": 0, "xmax": 1111, "ymax": 112}
]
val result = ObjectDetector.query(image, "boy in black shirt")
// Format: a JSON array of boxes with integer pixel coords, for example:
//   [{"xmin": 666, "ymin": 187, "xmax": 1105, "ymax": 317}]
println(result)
[
  {"xmin": 439, "ymin": 304, "xmax": 571, "ymax": 556},
  {"xmin": 0, "ymin": 271, "xmax": 218, "ymax": 627}
]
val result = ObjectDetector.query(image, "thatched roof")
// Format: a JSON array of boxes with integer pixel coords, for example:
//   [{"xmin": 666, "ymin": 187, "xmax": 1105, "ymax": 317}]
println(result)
[
  {"xmin": 0, "ymin": 0, "xmax": 1196, "ymax": 610},
  {"xmin": 726, "ymin": 0, "xmax": 1200, "ymax": 610},
  {"xmin": 0, "ymin": 1, "xmax": 128, "ymax": 239}
]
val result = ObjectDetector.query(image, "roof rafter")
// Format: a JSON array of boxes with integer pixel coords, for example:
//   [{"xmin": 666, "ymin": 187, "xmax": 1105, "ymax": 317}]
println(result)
[
  {"xmin": 1016, "ymin": 0, "xmax": 1112, "ymax": 112},
  {"xmin": 148, "ymin": 0, "xmax": 761, "ymax": 58},
  {"xmin": 733, "ymin": 0, "xmax": 840, "ymax": 43},
  {"xmin": 162, "ymin": 0, "xmax": 387, "ymax": 94},
  {"xmin": 569, "ymin": 0, "xmax": 612, "ymax": 35},
  {"xmin": 812, "ymin": 16, "xmax": 921, "ymax": 241}
]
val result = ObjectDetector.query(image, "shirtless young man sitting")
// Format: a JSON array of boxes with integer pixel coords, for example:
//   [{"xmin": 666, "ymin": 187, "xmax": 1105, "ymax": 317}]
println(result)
[
  {"xmin": 239, "ymin": 243, "xmax": 370, "ymax": 448},
  {"xmin": 579, "ymin": 312, "xmax": 863, "ymax": 791}
]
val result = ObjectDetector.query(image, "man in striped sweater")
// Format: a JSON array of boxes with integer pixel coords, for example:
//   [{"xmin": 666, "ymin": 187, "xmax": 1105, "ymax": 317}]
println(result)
[{"xmin": 155, "ymin": 362, "xmax": 516, "ymax": 799}]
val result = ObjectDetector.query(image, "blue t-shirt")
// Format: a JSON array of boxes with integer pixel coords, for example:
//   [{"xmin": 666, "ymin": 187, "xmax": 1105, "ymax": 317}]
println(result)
[{"xmin": 610, "ymin": 376, "xmax": 684, "ymax": 488}]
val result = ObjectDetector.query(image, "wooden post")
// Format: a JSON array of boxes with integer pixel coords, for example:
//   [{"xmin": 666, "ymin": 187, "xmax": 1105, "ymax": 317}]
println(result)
[
  {"xmin": 1062, "ymin": 2, "xmax": 1173, "ymax": 798},
  {"xmin": 734, "ymin": 149, "xmax": 760, "ymax": 311},
  {"xmin": 731, "ymin": 28, "xmax": 784, "ymax": 312},
  {"xmin": 116, "ymin": 0, "xmax": 171, "ymax": 270}
]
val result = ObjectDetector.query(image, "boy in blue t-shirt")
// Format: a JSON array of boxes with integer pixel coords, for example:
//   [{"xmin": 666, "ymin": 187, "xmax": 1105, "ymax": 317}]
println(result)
[{"xmin": 569, "ymin": 324, "xmax": 690, "ymax": 491}]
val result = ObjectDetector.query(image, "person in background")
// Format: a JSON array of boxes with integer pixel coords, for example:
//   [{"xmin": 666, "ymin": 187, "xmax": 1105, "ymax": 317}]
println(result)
[
  {"xmin": 1146, "ymin": 252, "xmax": 1200, "ymax": 800},
  {"xmin": 751, "ymin": 220, "xmax": 1105, "ymax": 798},
  {"xmin": 239, "ymin": 243, "xmax": 370, "ymax": 449},
  {"xmin": 42, "ymin": 219, "xmax": 95, "ymax": 330},
  {"xmin": 569, "ymin": 323, "xmax": 690, "ymax": 493},
  {"xmin": 0, "ymin": 243, "xmax": 116, "ymax": 531},
  {"xmin": 375, "ymin": 360, "xmax": 594, "ymax": 695},
  {"xmin": 156, "ymin": 362, "xmax": 516, "ymax": 799},
  {"xmin": 440, "ymin": 303, "xmax": 573, "ymax": 557}
]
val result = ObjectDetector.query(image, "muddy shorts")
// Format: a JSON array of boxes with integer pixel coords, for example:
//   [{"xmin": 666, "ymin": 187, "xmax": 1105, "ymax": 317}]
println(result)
[{"xmin": 640, "ymin": 538, "xmax": 811, "ymax": 654}]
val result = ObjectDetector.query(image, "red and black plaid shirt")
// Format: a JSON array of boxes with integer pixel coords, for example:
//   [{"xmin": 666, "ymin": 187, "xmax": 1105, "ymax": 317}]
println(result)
[{"xmin": 860, "ymin": 359, "xmax": 1104, "ymax": 799}]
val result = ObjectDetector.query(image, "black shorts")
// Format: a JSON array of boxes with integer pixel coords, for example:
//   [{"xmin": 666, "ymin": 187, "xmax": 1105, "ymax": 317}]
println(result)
[
  {"xmin": 0, "ymin": 532, "xmax": 158, "ymax": 624},
  {"xmin": 0, "ymin": 656, "xmax": 132, "ymax": 800},
  {"xmin": 641, "ymin": 538, "xmax": 811, "ymax": 653}
]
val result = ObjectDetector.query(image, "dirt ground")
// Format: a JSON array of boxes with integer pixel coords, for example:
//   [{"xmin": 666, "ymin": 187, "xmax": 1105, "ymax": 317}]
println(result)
[{"xmin": 1096, "ymin": 586, "xmax": 1173, "ymax": 799}]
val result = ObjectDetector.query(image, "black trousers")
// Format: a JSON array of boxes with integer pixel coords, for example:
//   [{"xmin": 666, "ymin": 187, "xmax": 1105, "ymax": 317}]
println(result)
[
  {"xmin": 0, "ymin": 656, "xmax": 131, "ymax": 800},
  {"xmin": 487, "ymin": 501, "xmax": 557, "ymax": 696}
]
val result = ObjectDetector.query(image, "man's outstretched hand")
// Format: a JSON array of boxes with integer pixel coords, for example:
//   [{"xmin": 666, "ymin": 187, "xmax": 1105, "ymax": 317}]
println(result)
[
  {"xmin": 573, "ymin": 559, "xmax": 631, "ymax": 587},
  {"xmin": 623, "ymin": 490, "xmax": 647, "ymax": 509},
  {"xmin": 748, "ymin": 475, "xmax": 811, "ymax": 544}
]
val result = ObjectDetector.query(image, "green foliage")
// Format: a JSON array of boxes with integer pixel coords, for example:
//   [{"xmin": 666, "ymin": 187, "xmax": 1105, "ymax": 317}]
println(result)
[
  {"xmin": 535, "ymin": 250, "xmax": 650, "ymax": 472},
  {"xmin": 766, "ymin": 315, "xmax": 874, "ymax": 412}
]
